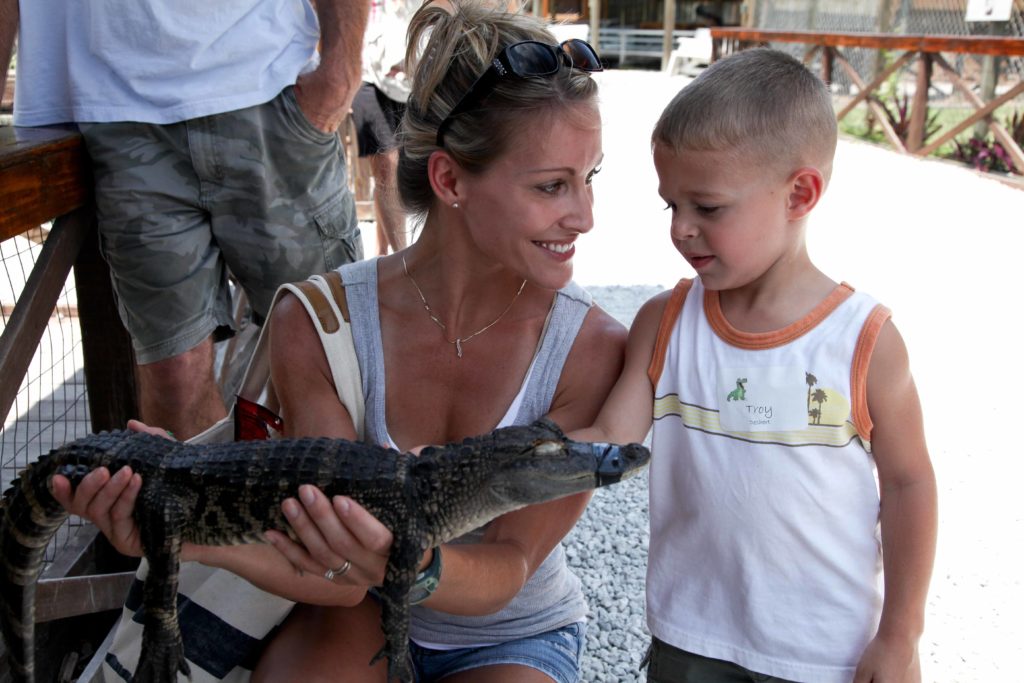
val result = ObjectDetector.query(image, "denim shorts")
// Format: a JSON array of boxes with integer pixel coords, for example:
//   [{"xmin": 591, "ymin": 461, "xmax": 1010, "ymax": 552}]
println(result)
[
  {"xmin": 79, "ymin": 86, "xmax": 362, "ymax": 364},
  {"xmin": 408, "ymin": 621, "xmax": 587, "ymax": 683}
]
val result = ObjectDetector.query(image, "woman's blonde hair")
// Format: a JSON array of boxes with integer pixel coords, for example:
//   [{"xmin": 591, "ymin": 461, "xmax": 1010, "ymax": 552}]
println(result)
[{"xmin": 397, "ymin": 0, "xmax": 599, "ymax": 215}]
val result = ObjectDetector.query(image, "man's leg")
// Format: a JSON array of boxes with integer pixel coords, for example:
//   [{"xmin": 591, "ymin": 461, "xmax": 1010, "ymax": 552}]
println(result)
[
  {"xmin": 80, "ymin": 121, "xmax": 237, "ymax": 439},
  {"xmin": 136, "ymin": 336, "xmax": 226, "ymax": 440},
  {"xmin": 370, "ymin": 148, "xmax": 407, "ymax": 254}
]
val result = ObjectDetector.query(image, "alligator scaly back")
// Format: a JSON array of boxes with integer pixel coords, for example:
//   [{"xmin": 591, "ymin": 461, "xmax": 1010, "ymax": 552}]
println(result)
[{"xmin": 0, "ymin": 420, "xmax": 650, "ymax": 683}]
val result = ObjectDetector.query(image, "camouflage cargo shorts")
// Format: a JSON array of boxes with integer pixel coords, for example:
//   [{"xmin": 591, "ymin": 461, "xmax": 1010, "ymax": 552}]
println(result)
[{"xmin": 79, "ymin": 85, "xmax": 363, "ymax": 364}]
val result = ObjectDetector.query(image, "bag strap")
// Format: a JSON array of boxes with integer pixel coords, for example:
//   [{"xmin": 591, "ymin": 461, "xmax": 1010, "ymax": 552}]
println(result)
[{"xmin": 279, "ymin": 271, "xmax": 365, "ymax": 441}]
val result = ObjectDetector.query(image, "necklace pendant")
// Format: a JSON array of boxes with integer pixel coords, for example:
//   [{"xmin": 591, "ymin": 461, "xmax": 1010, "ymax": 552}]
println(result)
[{"xmin": 455, "ymin": 338, "xmax": 464, "ymax": 358}]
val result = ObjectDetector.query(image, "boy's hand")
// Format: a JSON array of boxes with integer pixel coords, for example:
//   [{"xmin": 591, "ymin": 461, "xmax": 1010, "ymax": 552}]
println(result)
[{"xmin": 853, "ymin": 633, "xmax": 921, "ymax": 682}]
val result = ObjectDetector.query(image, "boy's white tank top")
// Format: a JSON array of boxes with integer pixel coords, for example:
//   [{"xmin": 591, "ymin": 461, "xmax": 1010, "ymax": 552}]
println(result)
[{"xmin": 647, "ymin": 277, "xmax": 891, "ymax": 682}]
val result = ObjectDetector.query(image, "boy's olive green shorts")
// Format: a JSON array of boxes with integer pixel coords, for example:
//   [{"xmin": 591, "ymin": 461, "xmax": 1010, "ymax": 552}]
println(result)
[
  {"xmin": 643, "ymin": 637, "xmax": 799, "ymax": 683},
  {"xmin": 79, "ymin": 85, "xmax": 363, "ymax": 364}
]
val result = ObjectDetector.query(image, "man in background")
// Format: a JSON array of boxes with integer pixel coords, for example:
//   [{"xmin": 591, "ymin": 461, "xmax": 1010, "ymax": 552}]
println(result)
[
  {"xmin": 0, "ymin": 0, "xmax": 370, "ymax": 440},
  {"xmin": 351, "ymin": 0, "xmax": 419, "ymax": 254}
]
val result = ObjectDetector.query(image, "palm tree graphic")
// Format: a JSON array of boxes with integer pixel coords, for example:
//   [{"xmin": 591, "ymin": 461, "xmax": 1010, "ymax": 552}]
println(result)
[
  {"xmin": 811, "ymin": 388, "xmax": 828, "ymax": 424},
  {"xmin": 805, "ymin": 372, "xmax": 817, "ymax": 412}
]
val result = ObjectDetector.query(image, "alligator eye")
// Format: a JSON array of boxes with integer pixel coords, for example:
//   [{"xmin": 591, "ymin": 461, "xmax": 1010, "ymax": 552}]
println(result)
[{"xmin": 534, "ymin": 441, "xmax": 562, "ymax": 457}]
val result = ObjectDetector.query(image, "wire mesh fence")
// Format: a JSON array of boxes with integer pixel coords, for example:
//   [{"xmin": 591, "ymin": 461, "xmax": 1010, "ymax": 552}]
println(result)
[{"xmin": 1, "ymin": 226, "xmax": 92, "ymax": 562}]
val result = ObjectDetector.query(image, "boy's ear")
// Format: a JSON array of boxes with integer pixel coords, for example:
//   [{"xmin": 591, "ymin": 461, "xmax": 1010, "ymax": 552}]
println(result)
[
  {"xmin": 427, "ymin": 150, "xmax": 462, "ymax": 207},
  {"xmin": 786, "ymin": 167, "xmax": 825, "ymax": 220}
]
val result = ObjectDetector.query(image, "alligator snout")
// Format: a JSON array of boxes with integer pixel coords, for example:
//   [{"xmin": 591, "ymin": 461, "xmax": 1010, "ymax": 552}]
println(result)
[{"xmin": 594, "ymin": 442, "xmax": 650, "ymax": 486}]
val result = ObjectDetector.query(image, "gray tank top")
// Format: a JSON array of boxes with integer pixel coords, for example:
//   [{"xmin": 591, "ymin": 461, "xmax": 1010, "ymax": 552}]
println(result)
[{"xmin": 339, "ymin": 257, "xmax": 592, "ymax": 645}]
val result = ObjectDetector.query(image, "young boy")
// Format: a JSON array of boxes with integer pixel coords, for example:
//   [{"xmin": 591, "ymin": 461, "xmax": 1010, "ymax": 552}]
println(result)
[{"xmin": 574, "ymin": 49, "xmax": 937, "ymax": 682}]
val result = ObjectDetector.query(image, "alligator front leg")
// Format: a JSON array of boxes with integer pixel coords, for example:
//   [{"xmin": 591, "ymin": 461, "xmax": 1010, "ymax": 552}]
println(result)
[
  {"xmin": 369, "ymin": 537, "xmax": 421, "ymax": 683},
  {"xmin": 134, "ymin": 491, "xmax": 191, "ymax": 683}
]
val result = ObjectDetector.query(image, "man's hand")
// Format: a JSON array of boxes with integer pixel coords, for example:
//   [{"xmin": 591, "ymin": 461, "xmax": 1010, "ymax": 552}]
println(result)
[{"xmin": 293, "ymin": 68, "xmax": 351, "ymax": 134}]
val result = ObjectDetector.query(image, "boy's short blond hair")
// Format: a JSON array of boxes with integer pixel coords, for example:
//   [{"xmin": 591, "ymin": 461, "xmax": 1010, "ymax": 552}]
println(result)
[{"xmin": 653, "ymin": 48, "xmax": 838, "ymax": 180}]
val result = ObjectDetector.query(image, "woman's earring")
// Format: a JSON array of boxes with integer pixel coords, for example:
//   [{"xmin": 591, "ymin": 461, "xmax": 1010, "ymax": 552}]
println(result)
[{"xmin": 452, "ymin": 201, "xmax": 460, "ymax": 209}]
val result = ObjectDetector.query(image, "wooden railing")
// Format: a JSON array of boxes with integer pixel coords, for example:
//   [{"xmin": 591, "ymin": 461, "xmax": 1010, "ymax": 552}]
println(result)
[
  {"xmin": 0, "ymin": 126, "xmax": 140, "ymax": 681},
  {"xmin": 708, "ymin": 28, "xmax": 1024, "ymax": 170}
]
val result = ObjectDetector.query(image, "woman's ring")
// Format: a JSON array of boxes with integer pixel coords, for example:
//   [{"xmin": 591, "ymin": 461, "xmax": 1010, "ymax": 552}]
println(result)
[{"xmin": 324, "ymin": 559, "xmax": 352, "ymax": 581}]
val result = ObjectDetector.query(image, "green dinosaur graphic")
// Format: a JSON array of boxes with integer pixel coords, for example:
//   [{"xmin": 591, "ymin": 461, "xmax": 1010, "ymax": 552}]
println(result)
[{"xmin": 726, "ymin": 378, "xmax": 747, "ymax": 402}]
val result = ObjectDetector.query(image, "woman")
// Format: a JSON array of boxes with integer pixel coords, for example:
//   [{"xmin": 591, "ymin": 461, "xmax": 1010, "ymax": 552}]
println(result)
[{"xmin": 55, "ymin": 2, "xmax": 624, "ymax": 681}]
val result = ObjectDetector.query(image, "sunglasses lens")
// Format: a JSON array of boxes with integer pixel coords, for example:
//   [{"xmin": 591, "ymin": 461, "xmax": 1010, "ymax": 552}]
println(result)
[
  {"xmin": 561, "ymin": 39, "xmax": 603, "ymax": 72},
  {"xmin": 506, "ymin": 41, "xmax": 560, "ymax": 76}
]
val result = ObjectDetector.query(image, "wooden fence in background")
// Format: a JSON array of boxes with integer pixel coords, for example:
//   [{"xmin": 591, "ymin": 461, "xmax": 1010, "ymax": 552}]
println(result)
[{"xmin": 709, "ymin": 28, "xmax": 1024, "ymax": 170}]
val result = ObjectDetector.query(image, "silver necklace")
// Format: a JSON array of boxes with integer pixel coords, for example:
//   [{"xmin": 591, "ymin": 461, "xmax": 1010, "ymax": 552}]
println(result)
[{"xmin": 402, "ymin": 255, "xmax": 527, "ymax": 358}]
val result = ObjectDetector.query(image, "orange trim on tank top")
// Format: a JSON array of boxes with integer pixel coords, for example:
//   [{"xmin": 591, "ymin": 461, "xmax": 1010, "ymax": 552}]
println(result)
[
  {"xmin": 647, "ymin": 279, "xmax": 693, "ymax": 387},
  {"xmin": 850, "ymin": 303, "xmax": 892, "ymax": 443},
  {"xmin": 704, "ymin": 282, "xmax": 856, "ymax": 350}
]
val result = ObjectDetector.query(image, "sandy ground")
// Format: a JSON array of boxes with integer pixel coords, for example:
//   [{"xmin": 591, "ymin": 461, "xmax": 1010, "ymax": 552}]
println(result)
[{"xmin": 363, "ymin": 68, "xmax": 1024, "ymax": 681}]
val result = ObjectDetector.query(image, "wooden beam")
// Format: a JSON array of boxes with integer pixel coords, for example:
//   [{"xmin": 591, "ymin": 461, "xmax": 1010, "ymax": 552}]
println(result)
[
  {"xmin": 662, "ymin": 0, "xmax": 677, "ymax": 71},
  {"xmin": 708, "ymin": 28, "xmax": 1024, "ymax": 57},
  {"xmin": 0, "ymin": 127, "xmax": 90, "ymax": 242},
  {"xmin": 836, "ymin": 50, "xmax": 916, "ymax": 121},
  {"xmin": 906, "ymin": 53, "xmax": 932, "ymax": 153},
  {"xmin": 833, "ymin": 51, "xmax": 907, "ymax": 152},
  {"xmin": 35, "ymin": 572, "xmax": 136, "ymax": 623},
  {"xmin": 72, "ymin": 208, "xmax": 140, "ymax": 433},
  {"xmin": 821, "ymin": 45, "xmax": 834, "ymax": 84},
  {"xmin": 925, "ymin": 54, "xmax": 1024, "ymax": 170},
  {"xmin": 0, "ymin": 208, "xmax": 91, "ymax": 424}
]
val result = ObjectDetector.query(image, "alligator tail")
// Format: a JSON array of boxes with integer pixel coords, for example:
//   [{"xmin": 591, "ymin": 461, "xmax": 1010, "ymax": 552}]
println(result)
[{"xmin": 0, "ymin": 452, "xmax": 75, "ymax": 683}]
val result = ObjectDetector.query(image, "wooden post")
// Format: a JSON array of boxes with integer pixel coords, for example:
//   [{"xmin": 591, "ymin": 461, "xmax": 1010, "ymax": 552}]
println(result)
[
  {"xmin": 662, "ymin": 0, "xmax": 677, "ymax": 71},
  {"xmin": 974, "ymin": 25, "xmax": 1001, "ymax": 138},
  {"xmin": 821, "ymin": 45, "xmax": 834, "ymax": 84},
  {"xmin": 906, "ymin": 52, "xmax": 932, "ymax": 152},
  {"xmin": 589, "ymin": 0, "xmax": 600, "ymax": 48},
  {"xmin": 73, "ymin": 211, "xmax": 140, "ymax": 432}
]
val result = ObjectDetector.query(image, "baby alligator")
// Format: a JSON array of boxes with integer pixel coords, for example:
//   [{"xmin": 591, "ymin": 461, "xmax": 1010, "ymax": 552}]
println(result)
[{"xmin": 0, "ymin": 418, "xmax": 649, "ymax": 682}]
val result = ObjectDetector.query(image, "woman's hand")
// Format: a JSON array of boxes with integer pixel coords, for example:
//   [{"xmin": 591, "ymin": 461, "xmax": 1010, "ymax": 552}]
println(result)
[
  {"xmin": 51, "ymin": 464, "xmax": 144, "ymax": 557},
  {"xmin": 265, "ymin": 485, "xmax": 394, "ymax": 587},
  {"xmin": 49, "ymin": 419, "xmax": 173, "ymax": 558}
]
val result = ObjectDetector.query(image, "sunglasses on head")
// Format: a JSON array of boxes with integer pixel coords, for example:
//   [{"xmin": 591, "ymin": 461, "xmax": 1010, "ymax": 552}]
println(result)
[{"xmin": 435, "ymin": 38, "xmax": 603, "ymax": 147}]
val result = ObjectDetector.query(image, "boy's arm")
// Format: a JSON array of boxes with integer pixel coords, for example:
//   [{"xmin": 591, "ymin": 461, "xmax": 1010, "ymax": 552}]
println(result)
[
  {"xmin": 570, "ymin": 289, "xmax": 673, "ymax": 445},
  {"xmin": 854, "ymin": 320, "xmax": 938, "ymax": 682}
]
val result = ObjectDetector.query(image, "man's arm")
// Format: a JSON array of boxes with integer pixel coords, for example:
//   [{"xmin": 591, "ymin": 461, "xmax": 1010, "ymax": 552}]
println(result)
[
  {"xmin": 0, "ymin": 0, "xmax": 17, "ymax": 105},
  {"xmin": 295, "ymin": 0, "xmax": 370, "ymax": 133}
]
